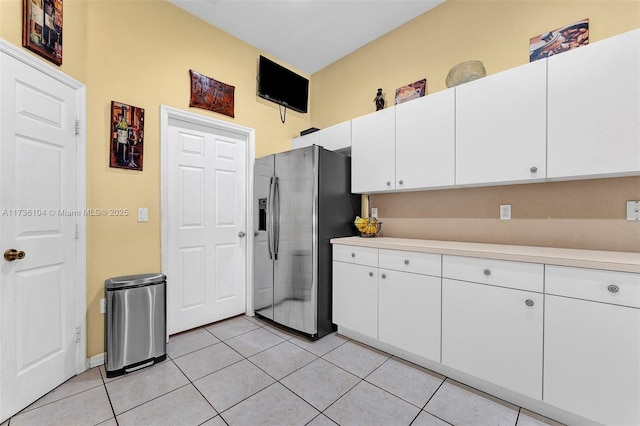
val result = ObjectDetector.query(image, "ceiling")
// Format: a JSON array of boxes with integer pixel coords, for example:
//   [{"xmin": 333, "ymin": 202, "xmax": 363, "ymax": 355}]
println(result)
[{"xmin": 167, "ymin": 0, "xmax": 446, "ymax": 75}]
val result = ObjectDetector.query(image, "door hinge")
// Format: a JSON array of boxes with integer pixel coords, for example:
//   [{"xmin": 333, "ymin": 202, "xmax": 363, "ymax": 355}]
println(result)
[
  {"xmin": 75, "ymin": 326, "xmax": 81, "ymax": 343},
  {"xmin": 75, "ymin": 119, "xmax": 80, "ymax": 136},
  {"xmin": 75, "ymin": 223, "xmax": 80, "ymax": 240}
]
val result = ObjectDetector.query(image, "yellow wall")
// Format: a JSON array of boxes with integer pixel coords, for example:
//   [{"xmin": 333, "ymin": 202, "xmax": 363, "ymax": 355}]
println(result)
[
  {"xmin": 1, "ymin": 0, "xmax": 311, "ymax": 357},
  {"xmin": 311, "ymin": 0, "xmax": 640, "ymax": 253}
]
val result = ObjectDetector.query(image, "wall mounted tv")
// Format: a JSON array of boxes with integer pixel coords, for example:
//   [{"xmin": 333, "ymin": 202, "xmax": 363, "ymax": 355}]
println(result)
[{"xmin": 257, "ymin": 55, "xmax": 309, "ymax": 113}]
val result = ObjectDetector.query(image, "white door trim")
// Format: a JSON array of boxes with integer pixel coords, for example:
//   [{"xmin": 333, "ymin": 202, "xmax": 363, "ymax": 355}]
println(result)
[
  {"xmin": 0, "ymin": 38, "xmax": 87, "ymax": 374},
  {"xmin": 160, "ymin": 105, "xmax": 255, "ymax": 332}
]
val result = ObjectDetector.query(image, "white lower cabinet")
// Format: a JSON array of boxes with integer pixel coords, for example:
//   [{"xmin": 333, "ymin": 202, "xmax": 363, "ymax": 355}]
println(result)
[
  {"xmin": 378, "ymin": 269, "xmax": 441, "ymax": 361},
  {"xmin": 441, "ymin": 278, "xmax": 543, "ymax": 399},
  {"xmin": 332, "ymin": 260, "xmax": 378, "ymax": 339},
  {"xmin": 544, "ymin": 296, "xmax": 640, "ymax": 426},
  {"xmin": 332, "ymin": 241, "xmax": 639, "ymax": 425}
]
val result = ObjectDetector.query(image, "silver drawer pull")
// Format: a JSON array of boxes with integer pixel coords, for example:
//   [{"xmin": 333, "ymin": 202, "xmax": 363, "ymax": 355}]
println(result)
[
  {"xmin": 404, "ymin": 260, "xmax": 410, "ymax": 265},
  {"xmin": 351, "ymin": 253, "xmax": 356, "ymax": 258},
  {"xmin": 525, "ymin": 299, "xmax": 534, "ymax": 307},
  {"xmin": 381, "ymin": 274, "xmax": 387, "ymax": 279},
  {"xmin": 483, "ymin": 269, "xmax": 491, "ymax": 276},
  {"xmin": 607, "ymin": 284, "xmax": 620, "ymax": 294},
  {"xmin": 369, "ymin": 272, "xmax": 374, "ymax": 277},
  {"xmin": 530, "ymin": 166, "xmax": 538, "ymax": 173}
]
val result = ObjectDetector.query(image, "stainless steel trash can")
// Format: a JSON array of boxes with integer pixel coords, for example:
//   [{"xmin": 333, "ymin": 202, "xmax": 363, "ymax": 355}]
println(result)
[{"xmin": 105, "ymin": 273, "xmax": 167, "ymax": 378}]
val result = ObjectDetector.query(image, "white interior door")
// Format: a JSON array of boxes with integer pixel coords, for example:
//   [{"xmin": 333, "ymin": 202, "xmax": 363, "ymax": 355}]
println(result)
[
  {"xmin": 0, "ymin": 46, "xmax": 83, "ymax": 422},
  {"xmin": 165, "ymin": 117, "xmax": 248, "ymax": 335}
]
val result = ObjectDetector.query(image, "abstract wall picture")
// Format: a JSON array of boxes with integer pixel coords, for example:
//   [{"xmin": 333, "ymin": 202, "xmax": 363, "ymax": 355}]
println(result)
[
  {"xmin": 395, "ymin": 79, "xmax": 427, "ymax": 105},
  {"xmin": 23, "ymin": 0, "xmax": 63, "ymax": 65},
  {"xmin": 189, "ymin": 69, "xmax": 235, "ymax": 118},
  {"xmin": 530, "ymin": 18, "xmax": 589, "ymax": 62},
  {"xmin": 110, "ymin": 101, "xmax": 144, "ymax": 171}
]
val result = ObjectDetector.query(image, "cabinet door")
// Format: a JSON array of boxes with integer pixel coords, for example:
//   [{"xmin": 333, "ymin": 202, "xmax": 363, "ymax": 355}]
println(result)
[
  {"xmin": 291, "ymin": 131, "xmax": 320, "ymax": 150},
  {"xmin": 548, "ymin": 29, "xmax": 640, "ymax": 178},
  {"xmin": 351, "ymin": 107, "xmax": 396, "ymax": 193},
  {"xmin": 544, "ymin": 295, "xmax": 640, "ymax": 426},
  {"xmin": 395, "ymin": 89, "xmax": 455, "ymax": 190},
  {"xmin": 455, "ymin": 59, "xmax": 547, "ymax": 185},
  {"xmin": 332, "ymin": 261, "xmax": 378, "ymax": 339},
  {"xmin": 318, "ymin": 121, "xmax": 351, "ymax": 152},
  {"xmin": 378, "ymin": 269, "xmax": 441, "ymax": 361},
  {"xmin": 441, "ymin": 279, "xmax": 543, "ymax": 399}
]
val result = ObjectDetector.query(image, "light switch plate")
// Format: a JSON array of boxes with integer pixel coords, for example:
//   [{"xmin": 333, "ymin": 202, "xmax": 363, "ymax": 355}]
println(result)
[
  {"xmin": 100, "ymin": 298, "xmax": 106, "ymax": 314},
  {"xmin": 500, "ymin": 205, "xmax": 511, "ymax": 220},
  {"xmin": 371, "ymin": 207, "xmax": 378, "ymax": 219},
  {"xmin": 138, "ymin": 207, "xmax": 148, "ymax": 222},
  {"xmin": 627, "ymin": 201, "xmax": 640, "ymax": 221}
]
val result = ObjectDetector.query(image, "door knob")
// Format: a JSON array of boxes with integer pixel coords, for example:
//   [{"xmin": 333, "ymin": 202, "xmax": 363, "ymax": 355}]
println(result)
[
  {"xmin": 238, "ymin": 231, "xmax": 246, "ymax": 238},
  {"xmin": 4, "ymin": 249, "xmax": 26, "ymax": 261}
]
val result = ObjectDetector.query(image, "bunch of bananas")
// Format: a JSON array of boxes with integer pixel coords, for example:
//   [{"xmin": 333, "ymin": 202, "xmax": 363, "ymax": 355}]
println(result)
[{"xmin": 354, "ymin": 216, "xmax": 380, "ymax": 236}]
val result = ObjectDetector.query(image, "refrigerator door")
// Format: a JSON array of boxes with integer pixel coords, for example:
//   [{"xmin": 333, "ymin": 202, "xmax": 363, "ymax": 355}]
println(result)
[
  {"xmin": 273, "ymin": 146, "xmax": 318, "ymax": 334},
  {"xmin": 253, "ymin": 154, "xmax": 275, "ymax": 320}
]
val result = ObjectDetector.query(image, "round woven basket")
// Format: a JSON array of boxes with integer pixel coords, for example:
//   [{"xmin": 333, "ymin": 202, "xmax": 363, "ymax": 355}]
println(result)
[{"xmin": 446, "ymin": 60, "xmax": 487, "ymax": 88}]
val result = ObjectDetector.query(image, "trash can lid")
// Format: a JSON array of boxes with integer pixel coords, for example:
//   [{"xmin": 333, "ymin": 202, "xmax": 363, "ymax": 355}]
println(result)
[{"xmin": 105, "ymin": 273, "xmax": 166, "ymax": 290}]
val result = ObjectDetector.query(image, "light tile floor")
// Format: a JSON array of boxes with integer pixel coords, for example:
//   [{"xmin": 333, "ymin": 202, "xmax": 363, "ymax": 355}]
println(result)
[{"xmin": 5, "ymin": 315, "xmax": 565, "ymax": 426}]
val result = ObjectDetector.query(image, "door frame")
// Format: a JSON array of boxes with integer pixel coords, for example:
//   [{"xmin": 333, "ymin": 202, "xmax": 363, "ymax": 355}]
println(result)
[
  {"xmin": 159, "ymin": 105, "xmax": 255, "ymax": 331},
  {"xmin": 0, "ymin": 38, "xmax": 87, "ymax": 374}
]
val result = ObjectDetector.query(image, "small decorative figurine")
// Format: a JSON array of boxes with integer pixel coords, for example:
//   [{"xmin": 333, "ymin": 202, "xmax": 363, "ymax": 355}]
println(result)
[{"xmin": 374, "ymin": 88, "xmax": 385, "ymax": 111}]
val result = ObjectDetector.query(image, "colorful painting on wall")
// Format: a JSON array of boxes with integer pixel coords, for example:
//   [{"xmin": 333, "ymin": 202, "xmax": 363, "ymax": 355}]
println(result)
[
  {"xmin": 110, "ymin": 101, "xmax": 145, "ymax": 171},
  {"xmin": 530, "ymin": 18, "xmax": 589, "ymax": 62},
  {"xmin": 23, "ymin": 0, "xmax": 63, "ymax": 65},
  {"xmin": 189, "ymin": 69, "xmax": 235, "ymax": 118},
  {"xmin": 395, "ymin": 79, "xmax": 427, "ymax": 105}
]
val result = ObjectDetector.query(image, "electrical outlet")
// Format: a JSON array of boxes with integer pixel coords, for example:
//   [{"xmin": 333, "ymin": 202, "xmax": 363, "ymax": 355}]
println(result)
[
  {"xmin": 371, "ymin": 207, "xmax": 378, "ymax": 219},
  {"xmin": 138, "ymin": 207, "xmax": 148, "ymax": 222},
  {"xmin": 100, "ymin": 298, "xmax": 106, "ymax": 314},
  {"xmin": 500, "ymin": 205, "xmax": 511, "ymax": 220},
  {"xmin": 627, "ymin": 201, "xmax": 640, "ymax": 221}
]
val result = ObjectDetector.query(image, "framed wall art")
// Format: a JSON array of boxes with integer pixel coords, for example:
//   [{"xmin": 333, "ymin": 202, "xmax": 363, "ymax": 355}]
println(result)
[
  {"xmin": 530, "ymin": 18, "xmax": 589, "ymax": 62},
  {"xmin": 189, "ymin": 69, "xmax": 235, "ymax": 118},
  {"xmin": 23, "ymin": 0, "xmax": 63, "ymax": 65},
  {"xmin": 110, "ymin": 101, "xmax": 145, "ymax": 171},
  {"xmin": 395, "ymin": 79, "xmax": 427, "ymax": 105}
]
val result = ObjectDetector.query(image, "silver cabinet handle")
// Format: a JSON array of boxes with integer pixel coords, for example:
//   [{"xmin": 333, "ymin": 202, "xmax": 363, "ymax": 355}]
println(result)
[
  {"xmin": 238, "ymin": 231, "xmax": 246, "ymax": 238},
  {"xmin": 398, "ymin": 180, "xmax": 404, "ymax": 185},
  {"xmin": 386, "ymin": 181, "xmax": 391, "ymax": 186},
  {"xmin": 351, "ymin": 253, "xmax": 356, "ymax": 258},
  {"xmin": 483, "ymin": 269, "xmax": 491, "ymax": 276},
  {"xmin": 525, "ymin": 299, "xmax": 534, "ymax": 307},
  {"xmin": 381, "ymin": 273, "xmax": 387, "ymax": 279},
  {"xmin": 369, "ymin": 272, "xmax": 374, "ymax": 277},
  {"xmin": 404, "ymin": 260, "xmax": 410, "ymax": 265},
  {"xmin": 608, "ymin": 284, "xmax": 620, "ymax": 293},
  {"xmin": 530, "ymin": 166, "xmax": 538, "ymax": 173}
]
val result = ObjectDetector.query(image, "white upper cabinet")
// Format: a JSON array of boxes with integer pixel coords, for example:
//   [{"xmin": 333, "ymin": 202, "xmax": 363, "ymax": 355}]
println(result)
[
  {"xmin": 291, "ymin": 131, "xmax": 320, "ymax": 150},
  {"xmin": 291, "ymin": 121, "xmax": 352, "ymax": 152},
  {"xmin": 351, "ymin": 107, "xmax": 396, "ymax": 193},
  {"xmin": 395, "ymin": 88, "xmax": 455, "ymax": 190},
  {"xmin": 319, "ymin": 120, "xmax": 351, "ymax": 152},
  {"xmin": 455, "ymin": 59, "xmax": 548, "ymax": 186},
  {"xmin": 547, "ymin": 29, "xmax": 640, "ymax": 179}
]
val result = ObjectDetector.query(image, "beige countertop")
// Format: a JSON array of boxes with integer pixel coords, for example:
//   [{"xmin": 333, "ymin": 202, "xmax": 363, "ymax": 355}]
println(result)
[{"xmin": 330, "ymin": 237, "xmax": 640, "ymax": 274}]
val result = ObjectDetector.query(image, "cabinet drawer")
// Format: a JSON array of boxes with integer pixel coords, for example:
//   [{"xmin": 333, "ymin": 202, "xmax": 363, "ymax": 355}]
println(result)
[
  {"xmin": 379, "ymin": 249, "xmax": 441, "ymax": 276},
  {"xmin": 333, "ymin": 244, "xmax": 378, "ymax": 267},
  {"xmin": 546, "ymin": 265, "xmax": 640, "ymax": 309},
  {"xmin": 443, "ymin": 255, "xmax": 543, "ymax": 293}
]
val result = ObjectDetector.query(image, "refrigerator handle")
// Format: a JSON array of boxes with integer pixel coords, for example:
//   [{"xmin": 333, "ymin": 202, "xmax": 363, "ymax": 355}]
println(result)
[
  {"xmin": 273, "ymin": 176, "xmax": 280, "ymax": 260},
  {"xmin": 267, "ymin": 176, "xmax": 274, "ymax": 260}
]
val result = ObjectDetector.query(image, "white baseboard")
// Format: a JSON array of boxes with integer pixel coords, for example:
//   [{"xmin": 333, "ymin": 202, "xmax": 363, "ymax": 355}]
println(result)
[{"xmin": 87, "ymin": 352, "xmax": 105, "ymax": 369}]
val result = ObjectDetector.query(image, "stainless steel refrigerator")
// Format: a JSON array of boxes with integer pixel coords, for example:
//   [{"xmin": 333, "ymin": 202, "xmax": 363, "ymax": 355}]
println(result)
[{"xmin": 253, "ymin": 145, "xmax": 359, "ymax": 339}]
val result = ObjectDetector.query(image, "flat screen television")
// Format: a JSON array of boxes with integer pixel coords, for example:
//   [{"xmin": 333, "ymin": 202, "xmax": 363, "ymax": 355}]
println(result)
[{"xmin": 257, "ymin": 55, "xmax": 309, "ymax": 113}]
